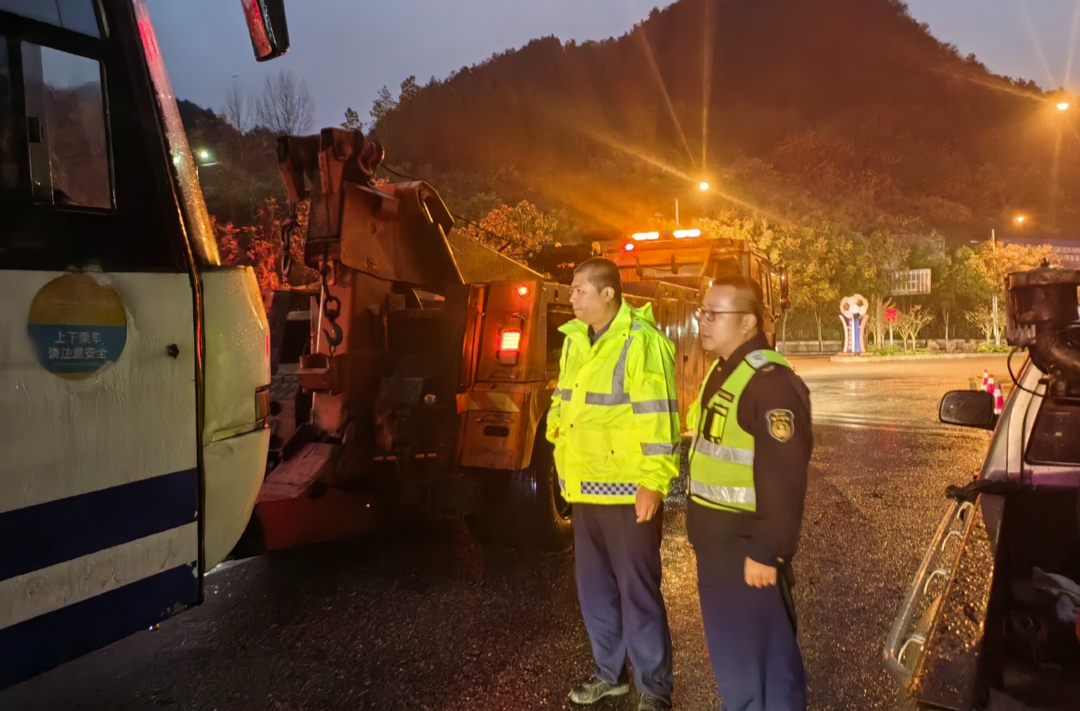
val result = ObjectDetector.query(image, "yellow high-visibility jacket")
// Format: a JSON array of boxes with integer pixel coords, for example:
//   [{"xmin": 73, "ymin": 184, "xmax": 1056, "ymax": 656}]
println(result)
[{"xmin": 546, "ymin": 301, "xmax": 680, "ymax": 504}]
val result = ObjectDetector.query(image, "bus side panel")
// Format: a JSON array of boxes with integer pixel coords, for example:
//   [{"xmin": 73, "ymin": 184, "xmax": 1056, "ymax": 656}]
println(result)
[{"xmin": 0, "ymin": 271, "xmax": 199, "ymax": 688}]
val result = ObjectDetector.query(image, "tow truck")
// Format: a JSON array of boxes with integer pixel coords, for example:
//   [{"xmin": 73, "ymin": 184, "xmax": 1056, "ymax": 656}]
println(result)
[
  {"xmin": 257, "ymin": 145, "xmax": 790, "ymax": 553},
  {"xmin": 885, "ymin": 265, "xmax": 1080, "ymax": 710}
]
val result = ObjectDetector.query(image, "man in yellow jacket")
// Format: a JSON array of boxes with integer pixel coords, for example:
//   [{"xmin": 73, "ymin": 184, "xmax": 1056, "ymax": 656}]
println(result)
[{"xmin": 547, "ymin": 257, "xmax": 681, "ymax": 711}]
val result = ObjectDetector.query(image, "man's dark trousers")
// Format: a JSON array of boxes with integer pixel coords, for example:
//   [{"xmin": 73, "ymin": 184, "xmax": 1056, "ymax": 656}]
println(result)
[
  {"xmin": 694, "ymin": 541, "xmax": 806, "ymax": 711},
  {"xmin": 574, "ymin": 503, "xmax": 673, "ymax": 702}
]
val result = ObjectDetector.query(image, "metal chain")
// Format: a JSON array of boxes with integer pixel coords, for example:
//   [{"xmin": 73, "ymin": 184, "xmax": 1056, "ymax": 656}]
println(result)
[{"xmin": 319, "ymin": 258, "xmax": 343, "ymax": 356}]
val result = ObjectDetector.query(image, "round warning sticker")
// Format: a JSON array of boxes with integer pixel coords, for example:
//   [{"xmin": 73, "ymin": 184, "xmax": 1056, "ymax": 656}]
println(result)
[{"xmin": 26, "ymin": 273, "xmax": 128, "ymax": 380}]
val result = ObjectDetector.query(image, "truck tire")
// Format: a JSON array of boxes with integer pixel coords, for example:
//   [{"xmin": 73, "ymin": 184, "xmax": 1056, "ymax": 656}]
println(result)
[{"xmin": 466, "ymin": 425, "xmax": 572, "ymax": 552}]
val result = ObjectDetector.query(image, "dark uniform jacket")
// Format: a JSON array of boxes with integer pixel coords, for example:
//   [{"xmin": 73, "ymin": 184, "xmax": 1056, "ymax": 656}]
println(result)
[{"xmin": 686, "ymin": 332, "xmax": 813, "ymax": 567}]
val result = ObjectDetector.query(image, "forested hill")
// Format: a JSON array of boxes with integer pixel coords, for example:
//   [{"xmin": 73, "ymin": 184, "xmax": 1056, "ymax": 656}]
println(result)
[{"xmin": 373, "ymin": 0, "xmax": 1078, "ymax": 241}]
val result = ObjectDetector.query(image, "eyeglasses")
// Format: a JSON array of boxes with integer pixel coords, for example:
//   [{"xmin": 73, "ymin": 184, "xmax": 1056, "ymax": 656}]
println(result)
[{"xmin": 694, "ymin": 308, "xmax": 748, "ymax": 323}]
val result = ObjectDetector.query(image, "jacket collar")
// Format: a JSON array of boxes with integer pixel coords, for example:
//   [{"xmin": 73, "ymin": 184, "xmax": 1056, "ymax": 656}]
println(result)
[
  {"xmin": 559, "ymin": 299, "xmax": 655, "ymax": 343},
  {"xmin": 715, "ymin": 332, "xmax": 772, "ymax": 382}
]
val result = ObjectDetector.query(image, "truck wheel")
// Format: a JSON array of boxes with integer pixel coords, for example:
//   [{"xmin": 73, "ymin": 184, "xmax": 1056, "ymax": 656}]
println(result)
[{"xmin": 466, "ymin": 428, "xmax": 572, "ymax": 553}]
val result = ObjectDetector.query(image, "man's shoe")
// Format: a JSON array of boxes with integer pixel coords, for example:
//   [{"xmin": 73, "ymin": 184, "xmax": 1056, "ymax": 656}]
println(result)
[
  {"xmin": 638, "ymin": 693, "xmax": 672, "ymax": 711},
  {"xmin": 568, "ymin": 678, "xmax": 631, "ymax": 705}
]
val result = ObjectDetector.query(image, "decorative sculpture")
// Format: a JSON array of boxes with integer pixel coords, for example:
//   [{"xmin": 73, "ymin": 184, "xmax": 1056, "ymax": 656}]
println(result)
[{"xmin": 840, "ymin": 294, "xmax": 869, "ymax": 354}]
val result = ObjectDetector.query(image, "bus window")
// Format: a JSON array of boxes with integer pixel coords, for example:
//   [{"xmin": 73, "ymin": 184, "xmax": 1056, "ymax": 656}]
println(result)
[
  {"xmin": 0, "ymin": 0, "xmax": 101, "ymax": 37},
  {"xmin": 23, "ymin": 43, "xmax": 111, "ymax": 208},
  {"xmin": 1, "ymin": 5, "xmax": 185, "ymax": 272},
  {"xmin": 0, "ymin": 37, "xmax": 14, "ymax": 189}
]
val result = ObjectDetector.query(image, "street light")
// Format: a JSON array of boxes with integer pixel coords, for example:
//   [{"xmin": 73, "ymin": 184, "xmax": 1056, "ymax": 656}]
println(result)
[
  {"xmin": 195, "ymin": 148, "xmax": 221, "ymax": 181},
  {"xmin": 987, "ymin": 213, "xmax": 1029, "ymax": 345},
  {"xmin": 675, "ymin": 180, "xmax": 710, "ymax": 226},
  {"xmin": 1058, "ymin": 102, "xmax": 1070, "ymax": 111}
]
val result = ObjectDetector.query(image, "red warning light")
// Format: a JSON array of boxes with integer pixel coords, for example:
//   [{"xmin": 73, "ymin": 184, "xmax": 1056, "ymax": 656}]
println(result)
[
  {"xmin": 497, "ymin": 325, "xmax": 522, "ymax": 365},
  {"xmin": 516, "ymin": 285, "xmax": 530, "ymax": 297},
  {"xmin": 500, "ymin": 328, "xmax": 522, "ymax": 353}
]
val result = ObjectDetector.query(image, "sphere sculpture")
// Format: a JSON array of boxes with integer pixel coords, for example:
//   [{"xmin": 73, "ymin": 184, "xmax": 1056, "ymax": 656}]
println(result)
[{"xmin": 839, "ymin": 294, "xmax": 869, "ymax": 354}]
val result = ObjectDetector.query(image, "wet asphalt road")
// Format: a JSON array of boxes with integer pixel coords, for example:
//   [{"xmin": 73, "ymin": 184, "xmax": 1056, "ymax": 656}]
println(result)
[{"xmin": 1, "ymin": 356, "xmax": 1012, "ymax": 711}]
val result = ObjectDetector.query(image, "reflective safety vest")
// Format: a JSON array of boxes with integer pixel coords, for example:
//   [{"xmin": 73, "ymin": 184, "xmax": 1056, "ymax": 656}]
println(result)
[
  {"xmin": 546, "ymin": 300, "xmax": 681, "ymax": 505},
  {"xmin": 687, "ymin": 349, "xmax": 791, "ymax": 512}
]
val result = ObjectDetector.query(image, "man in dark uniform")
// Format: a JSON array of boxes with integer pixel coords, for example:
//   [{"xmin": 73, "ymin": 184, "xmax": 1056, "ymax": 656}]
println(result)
[{"xmin": 686, "ymin": 274, "xmax": 812, "ymax": 711}]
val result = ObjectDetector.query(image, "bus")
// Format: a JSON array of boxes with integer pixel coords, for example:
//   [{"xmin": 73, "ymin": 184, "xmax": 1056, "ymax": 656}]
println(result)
[{"xmin": 0, "ymin": 0, "xmax": 289, "ymax": 688}]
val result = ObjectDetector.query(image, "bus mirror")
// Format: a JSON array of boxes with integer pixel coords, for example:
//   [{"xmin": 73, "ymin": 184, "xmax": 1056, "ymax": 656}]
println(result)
[{"xmin": 241, "ymin": 0, "xmax": 290, "ymax": 62}]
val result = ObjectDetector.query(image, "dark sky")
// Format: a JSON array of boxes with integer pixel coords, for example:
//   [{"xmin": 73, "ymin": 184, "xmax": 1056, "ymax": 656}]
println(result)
[{"xmin": 147, "ymin": 0, "xmax": 1080, "ymax": 132}]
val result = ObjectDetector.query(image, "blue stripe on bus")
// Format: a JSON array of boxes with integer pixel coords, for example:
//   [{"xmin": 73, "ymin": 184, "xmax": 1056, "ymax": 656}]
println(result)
[
  {"xmin": 0, "ymin": 564, "xmax": 197, "ymax": 690},
  {"xmin": 0, "ymin": 468, "xmax": 198, "ymax": 582}
]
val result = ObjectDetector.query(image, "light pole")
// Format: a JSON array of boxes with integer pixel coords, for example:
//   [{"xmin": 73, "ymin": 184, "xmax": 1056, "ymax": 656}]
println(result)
[
  {"xmin": 675, "ymin": 181, "xmax": 710, "ymax": 226},
  {"xmin": 989, "ymin": 214, "xmax": 1027, "ymax": 345},
  {"xmin": 990, "ymin": 227, "xmax": 998, "ymax": 345}
]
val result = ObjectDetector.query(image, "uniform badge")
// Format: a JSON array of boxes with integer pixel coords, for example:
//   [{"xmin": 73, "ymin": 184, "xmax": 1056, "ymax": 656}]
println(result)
[{"xmin": 767, "ymin": 409, "xmax": 794, "ymax": 442}]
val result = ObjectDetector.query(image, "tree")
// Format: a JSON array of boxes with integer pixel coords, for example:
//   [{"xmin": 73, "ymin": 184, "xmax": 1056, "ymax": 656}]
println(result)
[
  {"xmin": 908, "ymin": 239, "xmax": 952, "ymax": 341},
  {"xmin": 788, "ymin": 229, "xmax": 845, "ymax": 352},
  {"xmin": 895, "ymin": 305, "xmax": 934, "ymax": 350},
  {"xmin": 255, "ymin": 70, "xmax": 314, "ymax": 136},
  {"xmin": 866, "ymin": 297, "xmax": 895, "ymax": 349},
  {"xmin": 970, "ymin": 242, "xmax": 1059, "ymax": 300},
  {"xmin": 969, "ymin": 242, "xmax": 1059, "ymax": 344},
  {"xmin": 459, "ymin": 200, "xmax": 558, "ymax": 260},
  {"xmin": 213, "ymin": 198, "xmax": 315, "ymax": 292},
  {"xmin": 965, "ymin": 305, "xmax": 1001, "ymax": 343},
  {"xmin": 341, "ymin": 107, "xmax": 363, "ymax": 131},
  {"xmin": 223, "ymin": 80, "xmax": 253, "ymax": 133},
  {"xmin": 399, "ymin": 76, "xmax": 421, "ymax": 105},
  {"xmin": 940, "ymin": 246, "xmax": 984, "ymax": 344},
  {"xmin": 369, "ymin": 85, "xmax": 398, "ymax": 127}
]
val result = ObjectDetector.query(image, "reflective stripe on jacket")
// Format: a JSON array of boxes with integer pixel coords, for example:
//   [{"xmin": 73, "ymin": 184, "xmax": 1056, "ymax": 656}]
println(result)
[
  {"xmin": 687, "ymin": 349, "xmax": 791, "ymax": 512},
  {"xmin": 546, "ymin": 300, "xmax": 680, "ymax": 505}
]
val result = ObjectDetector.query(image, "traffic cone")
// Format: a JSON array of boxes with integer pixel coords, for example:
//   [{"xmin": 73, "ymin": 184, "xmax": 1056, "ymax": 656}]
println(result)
[
  {"xmin": 981, "ymin": 370, "xmax": 990, "ymax": 392},
  {"xmin": 986, "ymin": 374, "xmax": 996, "ymax": 394},
  {"xmin": 993, "ymin": 383, "xmax": 1004, "ymax": 415}
]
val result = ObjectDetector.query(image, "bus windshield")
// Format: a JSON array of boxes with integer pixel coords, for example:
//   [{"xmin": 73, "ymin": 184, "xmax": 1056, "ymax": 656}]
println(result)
[{"xmin": 132, "ymin": 0, "xmax": 218, "ymax": 264}]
